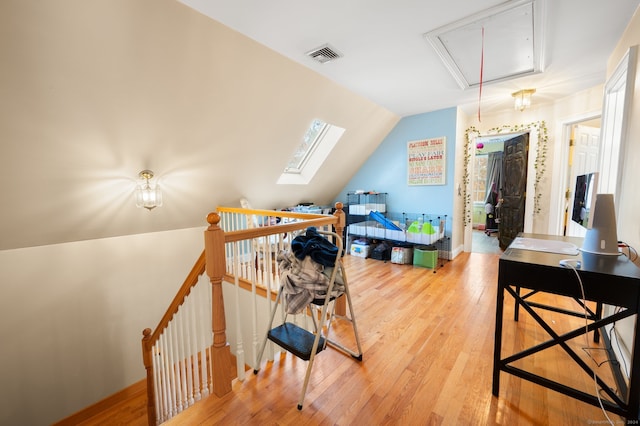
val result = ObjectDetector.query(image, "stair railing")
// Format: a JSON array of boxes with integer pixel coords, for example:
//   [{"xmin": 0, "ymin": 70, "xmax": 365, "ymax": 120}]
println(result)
[
  {"xmin": 141, "ymin": 204, "xmax": 344, "ymax": 425},
  {"xmin": 217, "ymin": 205, "xmax": 345, "ymax": 380}
]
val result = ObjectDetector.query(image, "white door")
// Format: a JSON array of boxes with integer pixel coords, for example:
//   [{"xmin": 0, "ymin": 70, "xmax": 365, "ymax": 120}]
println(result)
[{"xmin": 566, "ymin": 125, "xmax": 601, "ymax": 237}]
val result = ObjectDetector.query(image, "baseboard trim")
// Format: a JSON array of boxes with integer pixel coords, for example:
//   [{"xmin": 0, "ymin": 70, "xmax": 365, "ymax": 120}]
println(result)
[{"xmin": 51, "ymin": 379, "xmax": 146, "ymax": 426}]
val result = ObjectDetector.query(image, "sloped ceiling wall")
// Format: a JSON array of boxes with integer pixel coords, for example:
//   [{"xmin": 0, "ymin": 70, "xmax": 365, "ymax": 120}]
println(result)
[{"xmin": 0, "ymin": 0, "xmax": 399, "ymax": 250}]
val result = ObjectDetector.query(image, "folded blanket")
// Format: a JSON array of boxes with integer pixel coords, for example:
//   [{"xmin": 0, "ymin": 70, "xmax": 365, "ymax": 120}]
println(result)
[{"xmin": 277, "ymin": 250, "xmax": 344, "ymax": 314}]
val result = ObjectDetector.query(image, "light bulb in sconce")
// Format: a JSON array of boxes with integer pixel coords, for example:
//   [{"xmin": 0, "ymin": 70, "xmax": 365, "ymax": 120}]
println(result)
[
  {"xmin": 135, "ymin": 169, "xmax": 163, "ymax": 210},
  {"xmin": 512, "ymin": 89, "xmax": 536, "ymax": 111}
]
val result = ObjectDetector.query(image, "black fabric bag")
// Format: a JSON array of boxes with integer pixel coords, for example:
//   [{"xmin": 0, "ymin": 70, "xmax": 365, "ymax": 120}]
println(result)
[{"xmin": 370, "ymin": 241, "xmax": 392, "ymax": 261}]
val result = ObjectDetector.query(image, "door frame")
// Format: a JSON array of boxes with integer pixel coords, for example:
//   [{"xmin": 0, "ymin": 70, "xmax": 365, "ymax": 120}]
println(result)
[
  {"xmin": 599, "ymin": 45, "xmax": 637, "ymax": 198},
  {"xmin": 464, "ymin": 129, "xmax": 535, "ymax": 253},
  {"xmin": 548, "ymin": 112, "xmax": 601, "ymax": 236}
]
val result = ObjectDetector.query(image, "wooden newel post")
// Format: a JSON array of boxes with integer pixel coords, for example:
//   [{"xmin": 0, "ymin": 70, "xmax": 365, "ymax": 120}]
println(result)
[
  {"xmin": 141, "ymin": 328, "xmax": 156, "ymax": 426},
  {"xmin": 204, "ymin": 212, "xmax": 233, "ymax": 397},
  {"xmin": 333, "ymin": 202, "xmax": 347, "ymax": 316}
]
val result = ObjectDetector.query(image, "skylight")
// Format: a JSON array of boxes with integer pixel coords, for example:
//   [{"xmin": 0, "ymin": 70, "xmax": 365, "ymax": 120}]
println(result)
[
  {"xmin": 284, "ymin": 119, "xmax": 328, "ymax": 173},
  {"xmin": 277, "ymin": 119, "xmax": 345, "ymax": 185}
]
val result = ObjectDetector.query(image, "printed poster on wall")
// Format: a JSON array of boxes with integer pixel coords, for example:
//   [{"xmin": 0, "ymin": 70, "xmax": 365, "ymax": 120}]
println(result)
[{"xmin": 407, "ymin": 137, "xmax": 446, "ymax": 185}]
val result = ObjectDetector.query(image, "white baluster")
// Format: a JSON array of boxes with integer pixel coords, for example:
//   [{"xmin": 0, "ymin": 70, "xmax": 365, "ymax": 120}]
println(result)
[
  {"xmin": 167, "ymin": 325, "xmax": 181, "ymax": 414},
  {"xmin": 152, "ymin": 340, "xmax": 163, "ymax": 423},
  {"xmin": 176, "ymin": 310, "xmax": 189, "ymax": 411},
  {"xmin": 181, "ymin": 297, "xmax": 195, "ymax": 407},
  {"xmin": 204, "ymin": 272, "xmax": 214, "ymax": 395},
  {"xmin": 197, "ymin": 273, "xmax": 211, "ymax": 397},
  {"xmin": 160, "ymin": 332, "xmax": 172, "ymax": 420},
  {"xmin": 188, "ymin": 285, "xmax": 201, "ymax": 402},
  {"xmin": 233, "ymin": 242, "xmax": 246, "ymax": 381},
  {"xmin": 266, "ymin": 247, "xmax": 276, "ymax": 362}
]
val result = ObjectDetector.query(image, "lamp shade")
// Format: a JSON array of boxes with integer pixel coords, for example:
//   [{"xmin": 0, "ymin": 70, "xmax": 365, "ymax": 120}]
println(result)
[
  {"xmin": 135, "ymin": 170, "xmax": 163, "ymax": 210},
  {"xmin": 512, "ymin": 89, "xmax": 536, "ymax": 111},
  {"xmin": 581, "ymin": 194, "xmax": 619, "ymax": 256}
]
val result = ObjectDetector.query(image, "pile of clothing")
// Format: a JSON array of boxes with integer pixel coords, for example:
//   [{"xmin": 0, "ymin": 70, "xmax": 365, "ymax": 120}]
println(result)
[{"xmin": 277, "ymin": 227, "xmax": 345, "ymax": 314}]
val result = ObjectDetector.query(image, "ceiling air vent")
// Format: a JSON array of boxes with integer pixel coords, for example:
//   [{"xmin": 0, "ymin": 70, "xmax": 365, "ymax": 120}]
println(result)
[{"xmin": 306, "ymin": 44, "xmax": 343, "ymax": 64}]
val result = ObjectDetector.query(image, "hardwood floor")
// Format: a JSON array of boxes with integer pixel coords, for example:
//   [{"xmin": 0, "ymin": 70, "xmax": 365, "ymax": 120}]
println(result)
[{"xmin": 77, "ymin": 252, "xmax": 625, "ymax": 425}]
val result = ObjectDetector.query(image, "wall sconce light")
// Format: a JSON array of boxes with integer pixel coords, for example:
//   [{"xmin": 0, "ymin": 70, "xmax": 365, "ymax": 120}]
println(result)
[
  {"xmin": 135, "ymin": 169, "xmax": 163, "ymax": 210},
  {"xmin": 512, "ymin": 89, "xmax": 536, "ymax": 111}
]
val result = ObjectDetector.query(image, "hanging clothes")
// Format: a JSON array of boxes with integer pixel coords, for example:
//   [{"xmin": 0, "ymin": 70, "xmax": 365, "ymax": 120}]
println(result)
[
  {"xmin": 277, "ymin": 227, "xmax": 344, "ymax": 314},
  {"xmin": 290, "ymin": 226, "xmax": 340, "ymax": 266},
  {"xmin": 277, "ymin": 251, "xmax": 345, "ymax": 314},
  {"xmin": 484, "ymin": 151, "xmax": 503, "ymax": 234},
  {"xmin": 485, "ymin": 182, "xmax": 498, "ymax": 233}
]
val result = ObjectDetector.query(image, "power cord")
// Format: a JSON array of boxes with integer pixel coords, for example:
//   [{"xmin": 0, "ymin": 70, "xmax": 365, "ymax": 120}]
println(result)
[
  {"xmin": 618, "ymin": 241, "xmax": 638, "ymax": 262},
  {"xmin": 609, "ymin": 306, "xmax": 630, "ymax": 380},
  {"xmin": 563, "ymin": 241, "xmax": 637, "ymax": 424},
  {"xmin": 560, "ymin": 260, "xmax": 615, "ymax": 426}
]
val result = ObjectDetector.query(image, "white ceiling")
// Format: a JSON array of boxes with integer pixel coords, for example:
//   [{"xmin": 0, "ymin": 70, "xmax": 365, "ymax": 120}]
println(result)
[{"xmin": 179, "ymin": 0, "xmax": 640, "ymax": 116}]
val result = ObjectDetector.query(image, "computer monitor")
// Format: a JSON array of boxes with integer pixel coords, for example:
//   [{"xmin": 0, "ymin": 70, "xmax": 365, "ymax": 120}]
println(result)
[
  {"xmin": 581, "ymin": 193, "xmax": 620, "ymax": 256},
  {"xmin": 571, "ymin": 172, "xmax": 598, "ymax": 229}
]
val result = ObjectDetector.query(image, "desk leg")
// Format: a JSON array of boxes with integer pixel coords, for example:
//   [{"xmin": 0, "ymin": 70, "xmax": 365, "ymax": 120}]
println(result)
[
  {"xmin": 514, "ymin": 286, "xmax": 520, "ymax": 321},
  {"xmin": 627, "ymin": 312, "xmax": 640, "ymax": 421},
  {"xmin": 493, "ymin": 282, "xmax": 505, "ymax": 396},
  {"xmin": 594, "ymin": 302, "xmax": 602, "ymax": 344}
]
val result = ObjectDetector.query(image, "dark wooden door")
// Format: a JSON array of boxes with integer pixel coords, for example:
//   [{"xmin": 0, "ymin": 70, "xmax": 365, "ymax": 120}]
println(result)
[{"xmin": 498, "ymin": 133, "xmax": 529, "ymax": 250}]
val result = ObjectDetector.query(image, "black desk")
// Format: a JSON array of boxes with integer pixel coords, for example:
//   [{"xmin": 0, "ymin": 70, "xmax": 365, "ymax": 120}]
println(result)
[{"xmin": 492, "ymin": 233, "xmax": 640, "ymax": 421}]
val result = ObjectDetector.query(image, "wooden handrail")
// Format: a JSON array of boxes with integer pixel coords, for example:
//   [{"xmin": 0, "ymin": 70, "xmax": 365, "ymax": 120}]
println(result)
[
  {"xmin": 217, "ymin": 206, "xmax": 328, "ymax": 219},
  {"xmin": 217, "ymin": 202, "xmax": 345, "ymax": 243},
  {"xmin": 222, "ymin": 217, "xmax": 337, "ymax": 242}
]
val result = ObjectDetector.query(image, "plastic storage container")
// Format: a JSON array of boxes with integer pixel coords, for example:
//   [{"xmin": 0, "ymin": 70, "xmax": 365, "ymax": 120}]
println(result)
[
  {"xmin": 413, "ymin": 246, "xmax": 438, "ymax": 268},
  {"xmin": 391, "ymin": 246, "xmax": 413, "ymax": 264},
  {"xmin": 350, "ymin": 243, "xmax": 370, "ymax": 258}
]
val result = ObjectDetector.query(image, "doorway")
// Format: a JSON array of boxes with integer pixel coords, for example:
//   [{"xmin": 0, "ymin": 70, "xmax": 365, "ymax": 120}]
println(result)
[
  {"xmin": 563, "ymin": 122, "xmax": 602, "ymax": 237},
  {"xmin": 469, "ymin": 131, "xmax": 529, "ymax": 253},
  {"xmin": 470, "ymin": 136, "xmax": 503, "ymax": 254}
]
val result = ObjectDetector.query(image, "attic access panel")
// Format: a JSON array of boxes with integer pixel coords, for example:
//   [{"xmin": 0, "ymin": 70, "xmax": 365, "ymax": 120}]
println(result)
[{"xmin": 425, "ymin": 0, "xmax": 544, "ymax": 89}]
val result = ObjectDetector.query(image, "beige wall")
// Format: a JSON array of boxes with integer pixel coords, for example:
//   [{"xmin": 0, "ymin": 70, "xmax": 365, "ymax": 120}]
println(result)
[{"xmin": 0, "ymin": 227, "xmax": 204, "ymax": 425}]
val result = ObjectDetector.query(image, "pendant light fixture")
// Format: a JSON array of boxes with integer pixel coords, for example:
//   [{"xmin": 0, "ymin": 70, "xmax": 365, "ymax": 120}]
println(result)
[
  {"xmin": 512, "ymin": 89, "xmax": 536, "ymax": 111},
  {"xmin": 135, "ymin": 170, "xmax": 163, "ymax": 210}
]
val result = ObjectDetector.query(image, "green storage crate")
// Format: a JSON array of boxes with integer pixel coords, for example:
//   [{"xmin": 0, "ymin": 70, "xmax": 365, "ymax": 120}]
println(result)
[{"xmin": 413, "ymin": 246, "xmax": 438, "ymax": 268}]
